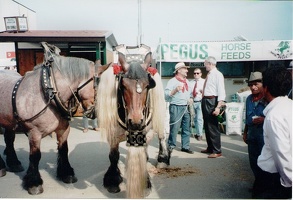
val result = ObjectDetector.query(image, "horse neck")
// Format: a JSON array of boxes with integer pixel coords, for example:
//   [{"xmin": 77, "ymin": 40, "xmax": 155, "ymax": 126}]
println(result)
[{"xmin": 54, "ymin": 71, "xmax": 80, "ymax": 102}]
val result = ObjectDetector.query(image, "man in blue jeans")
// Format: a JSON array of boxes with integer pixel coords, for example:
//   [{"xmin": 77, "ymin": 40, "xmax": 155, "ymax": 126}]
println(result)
[
  {"xmin": 165, "ymin": 62, "xmax": 193, "ymax": 155},
  {"xmin": 190, "ymin": 68, "xmax": 205, "ymax": 141},
  {"xmin": 242, "ymin": 72, "xmax": 266, "ymax": 192}
]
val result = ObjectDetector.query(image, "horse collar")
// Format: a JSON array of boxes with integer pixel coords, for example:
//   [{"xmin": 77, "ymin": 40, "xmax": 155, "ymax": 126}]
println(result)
[{"xmin": 41, "ymin": 65, "xmax": 74, "ymax": 120}]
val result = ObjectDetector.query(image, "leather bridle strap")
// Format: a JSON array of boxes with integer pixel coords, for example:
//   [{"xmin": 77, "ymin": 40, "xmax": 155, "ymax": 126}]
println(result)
[
  {"xmin": 116, "ymin": 74, "xmax": 153, "ymax": 132},
  {"xmin": 76, "ymin": 77, "xmax": 94, "ymax": 93}
]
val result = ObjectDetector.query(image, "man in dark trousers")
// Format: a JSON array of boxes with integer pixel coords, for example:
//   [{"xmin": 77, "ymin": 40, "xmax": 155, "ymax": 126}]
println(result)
[{"xmin": 201, "ymin": 56, "xmax": 226, "ymax": 158}]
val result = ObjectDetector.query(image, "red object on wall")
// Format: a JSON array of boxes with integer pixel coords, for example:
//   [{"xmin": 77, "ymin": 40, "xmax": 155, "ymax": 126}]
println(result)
[{"xmin": 6, "ymin": 52, "xmax": 15, "ymax": 58}]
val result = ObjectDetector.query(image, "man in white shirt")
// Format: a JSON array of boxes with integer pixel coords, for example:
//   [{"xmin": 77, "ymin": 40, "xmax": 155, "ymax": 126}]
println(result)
[
  {"xmin": 254, "ymin": 66, "xmax": 292, "ymax": 199},
  {"xmin": 190, "ymin": 68, "xmax": 205, "ymax": 141},
  {"xmin": 200, "ymin": 56, "xmax": 226, "ymax": 158}
]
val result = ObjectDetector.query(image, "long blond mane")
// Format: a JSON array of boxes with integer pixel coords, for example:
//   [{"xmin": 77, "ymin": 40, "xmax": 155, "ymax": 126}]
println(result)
[
  {"xmin": 96, "ymin": 65, "xmax": 120, "ymax": 145},
  {"xmin": 149, "ymin": 72, "xmax": 166, "ymax": 138}
]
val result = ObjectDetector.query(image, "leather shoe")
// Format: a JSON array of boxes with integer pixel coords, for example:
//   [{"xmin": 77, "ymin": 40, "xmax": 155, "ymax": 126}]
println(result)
[
  {"xmin": 181, "ymin": 148, "xmax": 194, "ymax": 154},
  {"xmin": 200, "ymin": 149, "xmax": 212, "ymax": 154},
  {"xmin": 208, "ymin": 153, "xmax": 222, "ymax": 158}
]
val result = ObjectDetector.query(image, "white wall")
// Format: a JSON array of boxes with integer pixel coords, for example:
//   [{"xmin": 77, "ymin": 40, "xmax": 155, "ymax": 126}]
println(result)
[
  {"xmin": 0, "ymin": 0, "xmax": 36, "ymax": 31},
  {"xmin": 0, "ymin": 0, "xmax": 36, "ymax": 60}
]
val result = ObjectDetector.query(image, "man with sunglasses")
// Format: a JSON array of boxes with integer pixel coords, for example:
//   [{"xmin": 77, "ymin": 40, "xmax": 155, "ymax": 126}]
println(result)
[{"xmin": 190, "ymin": 68, "xmax": 205, "ymax": 141}]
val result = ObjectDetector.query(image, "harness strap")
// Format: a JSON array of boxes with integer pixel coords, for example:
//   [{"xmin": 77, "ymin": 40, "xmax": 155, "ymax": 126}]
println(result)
[
  {"xmin": 76, "ymin": 77, "xmax": 93, "ymax": 92},
  {"xmin": 11, "ymin": 77, "xmax": 53, "ymax": 128},
  {"xmin": 12, "ymin": 78, "xmax": 23, "ymax": 123}
]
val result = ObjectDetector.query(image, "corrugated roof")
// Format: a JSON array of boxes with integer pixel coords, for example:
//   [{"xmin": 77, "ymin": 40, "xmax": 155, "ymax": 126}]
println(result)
[{"xmin": 0, "ymin": 30, "xmax": 117, "ymax": 44}]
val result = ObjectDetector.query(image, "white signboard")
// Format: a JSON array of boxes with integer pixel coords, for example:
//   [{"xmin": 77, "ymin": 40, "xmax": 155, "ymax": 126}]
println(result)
[
  {"xmin": 157, "ymin": 40, "xmax": 293, "ymax": 62},
  {"xmin": 4, "ymin": 17, "xmax": 28, "ymax": 32},
  {"xmin": 4, "ymin": 17, "xmax": 18, "ymax": 31}
]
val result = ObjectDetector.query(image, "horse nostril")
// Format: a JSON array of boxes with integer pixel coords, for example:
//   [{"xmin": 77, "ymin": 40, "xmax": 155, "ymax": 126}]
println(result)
[{"xmin": 128, "ymin": 119, "xmax": 144, "ymax": 130}]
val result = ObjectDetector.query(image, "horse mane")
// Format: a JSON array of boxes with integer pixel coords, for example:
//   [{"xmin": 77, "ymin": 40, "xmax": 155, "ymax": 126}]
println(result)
[
  {"xmin": 52, "ymin": 56, "xmax": 93, "ymax": 82},
  {"xmin": 150, "ymin": 72, "xmax": 166, "ymax": 138},
  {"xmin": 96, "ymin": 65, "xmax": 119, "ymax": 145}
]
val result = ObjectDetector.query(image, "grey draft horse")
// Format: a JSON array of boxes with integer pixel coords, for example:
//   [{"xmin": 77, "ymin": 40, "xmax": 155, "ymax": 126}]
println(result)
[{"xmin": 0, "ymin": 42, "xmax": 108, "ymax": 195}]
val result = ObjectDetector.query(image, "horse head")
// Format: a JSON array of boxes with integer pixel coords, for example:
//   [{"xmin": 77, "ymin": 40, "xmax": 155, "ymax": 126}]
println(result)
[
  {"xmin": 118, "ymin": 52, "xmax": 156, "ymax": 131},
  {"xmin": 77, "ymin": 60, "xmax": 111, "ymax": 119}
]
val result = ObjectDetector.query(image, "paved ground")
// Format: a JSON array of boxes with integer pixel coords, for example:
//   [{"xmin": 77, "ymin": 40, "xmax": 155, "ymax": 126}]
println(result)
[{"xmin": 0, "ymin": 117, "xmax": 254, "ymax": 199}]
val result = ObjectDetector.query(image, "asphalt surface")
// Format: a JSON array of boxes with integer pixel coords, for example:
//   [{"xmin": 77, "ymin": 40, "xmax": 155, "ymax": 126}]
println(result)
[{"xmin": 0, "ymin": 117, "xmax": 254, "ymax": 199}]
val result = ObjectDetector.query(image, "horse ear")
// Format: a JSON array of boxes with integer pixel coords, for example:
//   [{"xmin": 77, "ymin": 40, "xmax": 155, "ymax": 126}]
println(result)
[
  {"xmin": 118, "ymin": 52, "xmax": 129, "ymax": 72},
  {"xmin": 142, "ymin": 52, "xmax": 152, "ymax": 71},
  {"xmin": 96, "ymin": 63, "xmax": 112, "ymax": 77}
]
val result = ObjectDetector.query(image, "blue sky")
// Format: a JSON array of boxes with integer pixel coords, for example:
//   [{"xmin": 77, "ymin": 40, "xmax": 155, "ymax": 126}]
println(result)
[{"xmin": 17, "ymin": 0, "xmax": 293, "ymax": 49}]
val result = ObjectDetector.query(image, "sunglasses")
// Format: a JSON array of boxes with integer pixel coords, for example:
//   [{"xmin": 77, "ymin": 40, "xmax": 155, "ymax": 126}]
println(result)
[{"xmin": 194, "ymin": 72, "xmax": 201, "ymax": 75}]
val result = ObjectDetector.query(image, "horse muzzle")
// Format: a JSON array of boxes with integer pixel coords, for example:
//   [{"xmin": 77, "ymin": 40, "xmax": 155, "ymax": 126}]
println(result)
[{"xmin": 127, "ymin": 119, "xmax": 146, "ymax": 132}]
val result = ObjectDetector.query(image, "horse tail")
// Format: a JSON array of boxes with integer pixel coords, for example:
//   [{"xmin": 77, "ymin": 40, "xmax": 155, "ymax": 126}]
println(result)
[{"xmin": 126, "ymin": 146, "xmax": 148, "ymax": 198}]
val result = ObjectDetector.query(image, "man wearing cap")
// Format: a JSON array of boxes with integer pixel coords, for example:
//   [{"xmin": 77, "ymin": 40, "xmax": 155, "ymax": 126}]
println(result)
[
  {"xmin": 242, "ymin": 71, "xmax": 266, "ymax": 192},
  {"xmin": 201, "ymin": 56, "xmax": 226, "ymax": 158},
  {"xmin": 165, "ymin": 62, "xmax": 194, "ymax": 155}
]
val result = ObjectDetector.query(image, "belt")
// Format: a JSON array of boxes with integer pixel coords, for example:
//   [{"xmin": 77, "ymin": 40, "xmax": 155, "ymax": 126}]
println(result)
[
  {"xmin": 194, "ymin": 100, "xmax": 201, "ymax": 102},
  {"xmin": 170, "ymin": 104, "xmax": 187, "ymax": 106},
  {"xmin": 203, "ymin": 96, "xmax": 217, "ymax": 99}
]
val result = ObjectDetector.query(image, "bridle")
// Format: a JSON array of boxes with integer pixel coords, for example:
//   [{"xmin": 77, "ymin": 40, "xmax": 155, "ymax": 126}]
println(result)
[
  {"xmin": 113, "ymin": 44, "xmax": 156, "ymax": 147},
  {"xmin": 116, "ymin": 72, "xmax": 153, "ymax": 132}
]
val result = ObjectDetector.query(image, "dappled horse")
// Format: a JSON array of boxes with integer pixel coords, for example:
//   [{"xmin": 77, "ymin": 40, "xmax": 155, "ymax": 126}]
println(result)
[
  {"xmin": 0, "ymin": 42, "xmax": 107, "ymax": 194},
  {"xmin": 96, "ymin": 45, "xmax": 169, "ymax": 198}
]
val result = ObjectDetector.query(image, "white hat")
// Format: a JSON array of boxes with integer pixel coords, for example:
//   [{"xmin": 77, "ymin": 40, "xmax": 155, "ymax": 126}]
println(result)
[
  {"xmin": 173, "ymin": 62, "xmax": 189, "ymax": 73},
  {"xmin": 247, "ymin": 71, "xmax": 262, "ymax": 83}
]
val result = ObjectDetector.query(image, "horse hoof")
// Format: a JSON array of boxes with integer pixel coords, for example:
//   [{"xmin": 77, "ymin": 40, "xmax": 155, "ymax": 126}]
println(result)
[
  {"xmin": 144, "ymin": 188, "xmax": 151, "ymax": 197},
  {"xmin": 28, "ymin": 185, "xmax": 44, "ymax": 195},
  {"xmin": 106, "ymin": 186, "xmax": 121, "ymax": 193},
  {"xmin": 0, "ymin": 168, "xmax": 6, "ymax": 177},
  {"xmin": 157, "ymin": 162, "xmax": 168, "ymax": 169},
  {"xmin": 8, "ymin": 164, "xmax": 24, "ymax": 172},
  {"xmin": 62, "ymin": 175, "xmax": 78, "ymax": 183}
]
